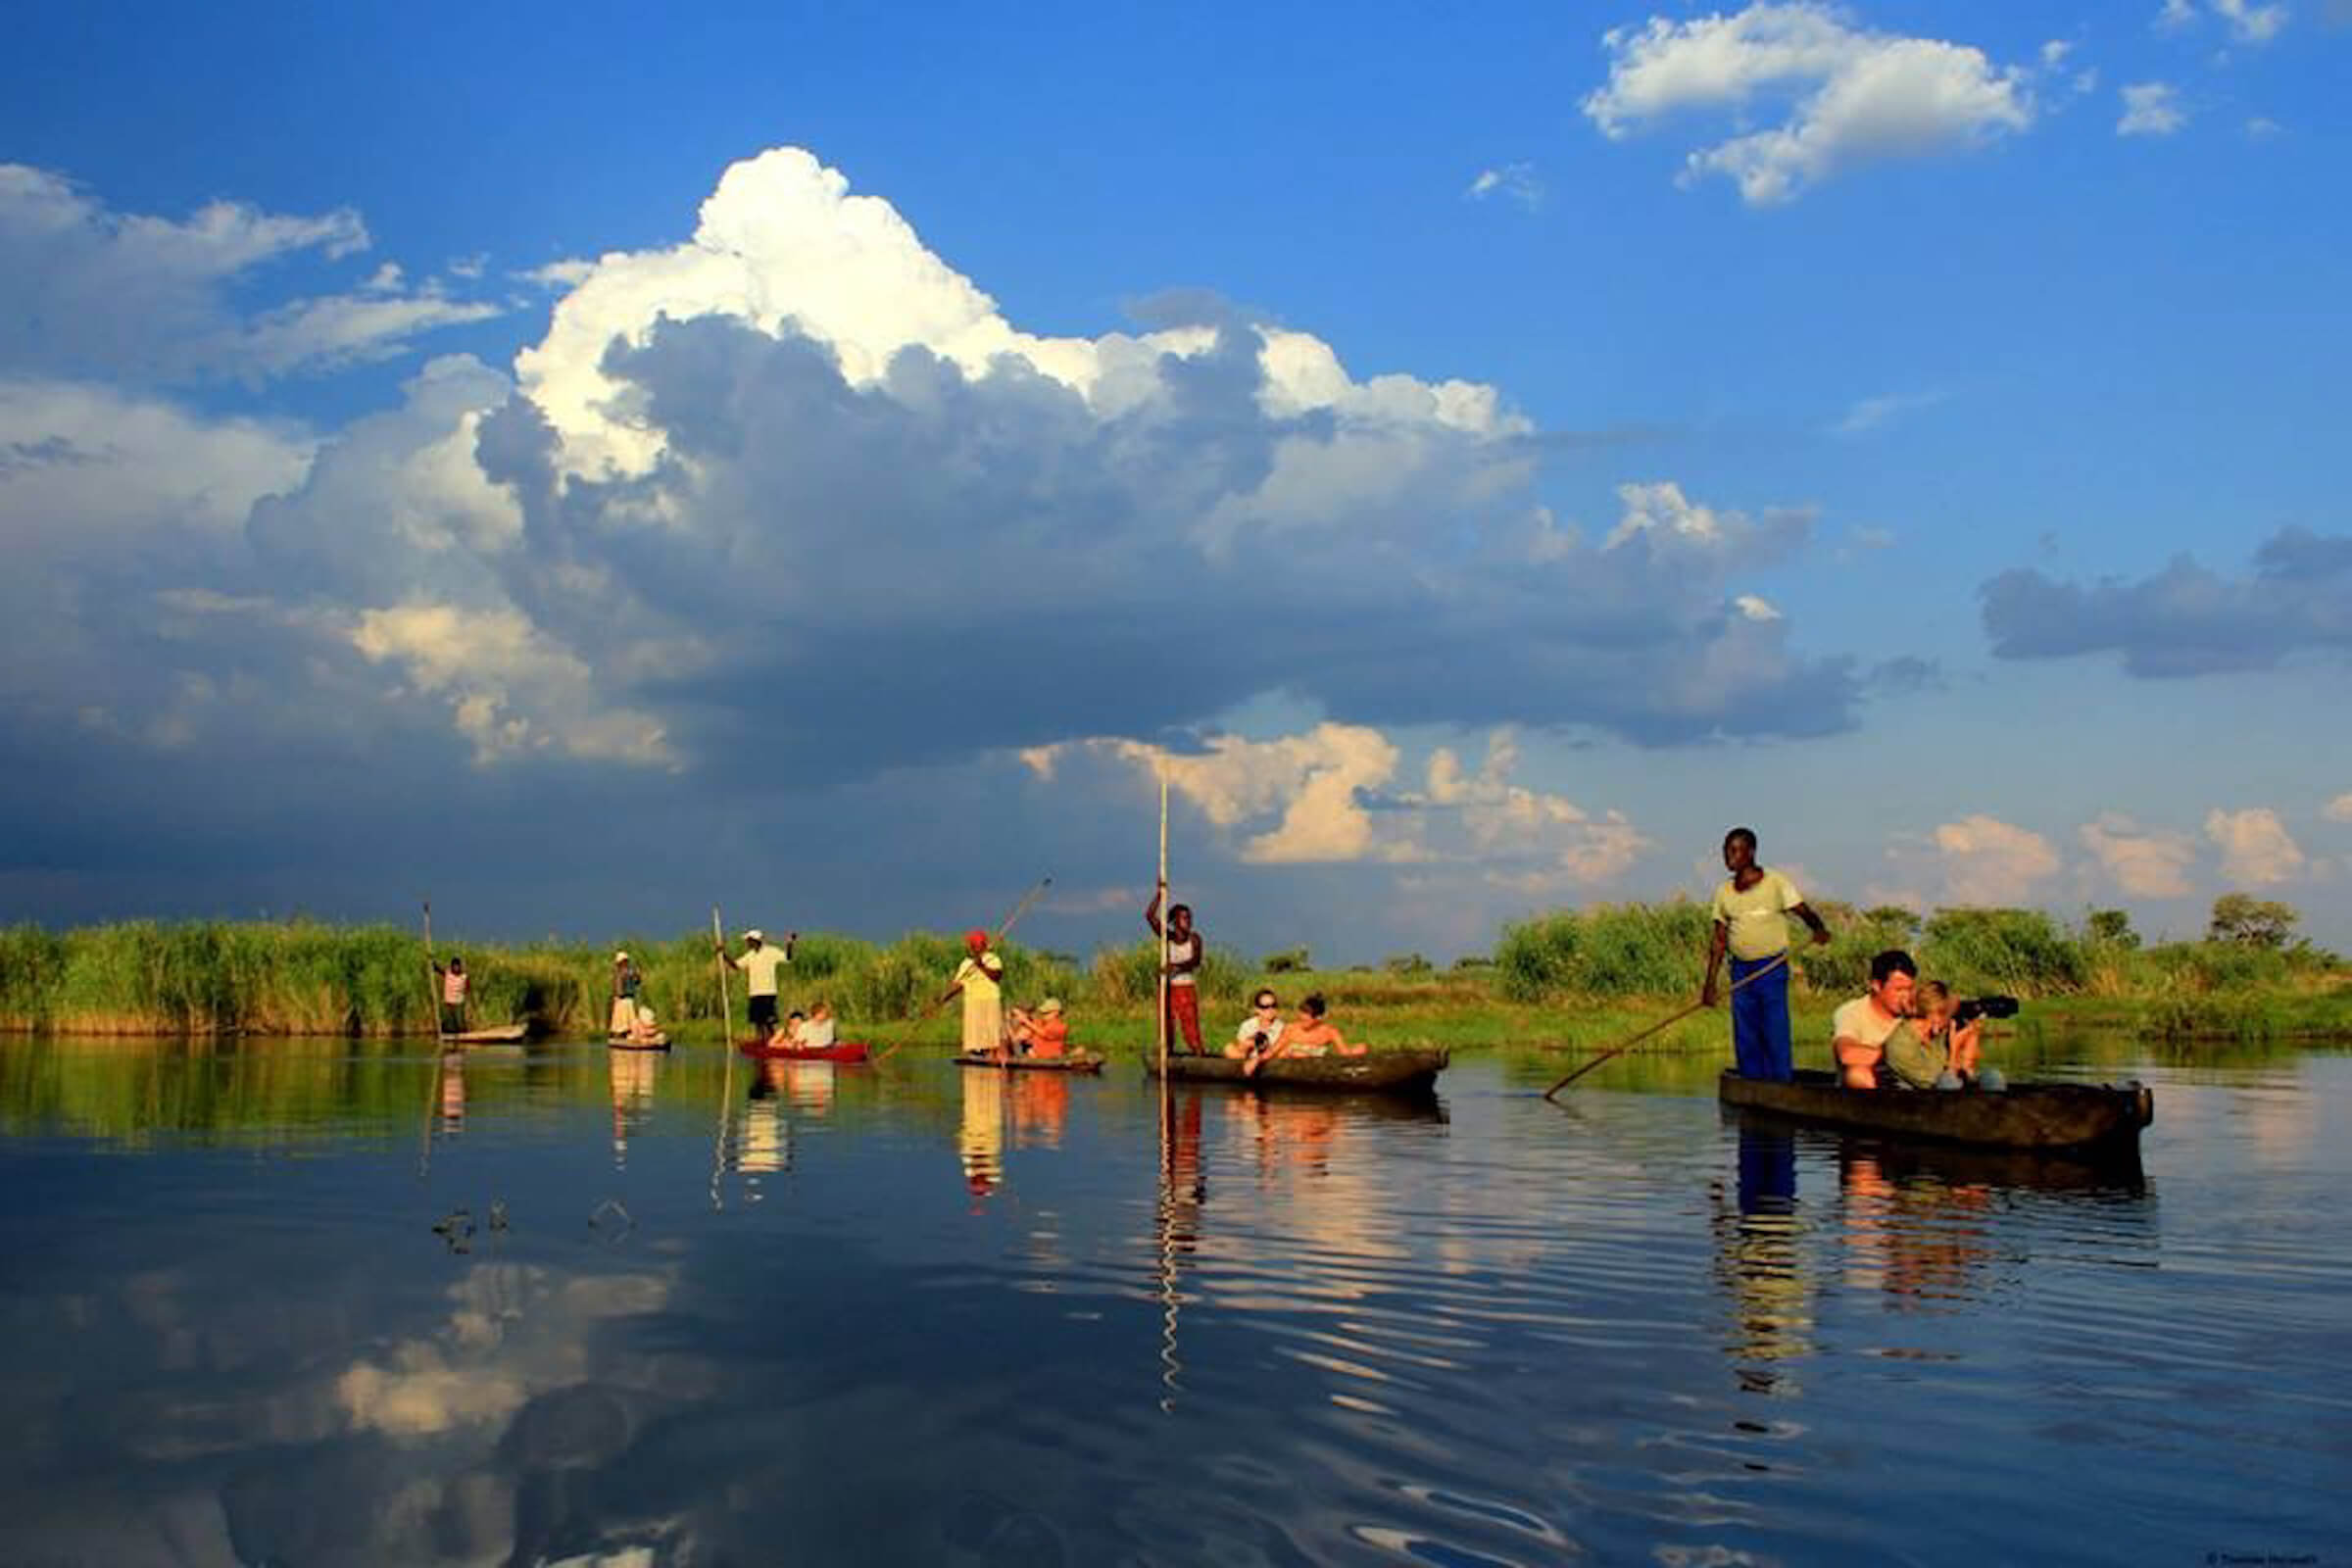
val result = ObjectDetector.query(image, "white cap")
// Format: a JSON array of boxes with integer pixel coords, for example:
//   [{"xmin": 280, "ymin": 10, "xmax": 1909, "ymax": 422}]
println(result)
[
  {"xmin": 745, "ymin": 928, "xmax": 763, "ymax": 942},
  {"xmin": 614, "ymin": 950, "xmax": 629, "ymax": 961}
]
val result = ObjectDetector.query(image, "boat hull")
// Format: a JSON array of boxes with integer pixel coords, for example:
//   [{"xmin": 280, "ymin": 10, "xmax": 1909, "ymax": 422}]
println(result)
[
  {"xmin": 736, "ymin": 1040, "xmax": 871, "ymax": 1064},
  {"xmin": 1147, "ymin": 1048, "xmax": 1447, "ymax": 1095},
  {"xmin": 954, "ymin": 1052, "xmax": 1105, "ymax": 1074},
  {"xmin": 607, "ymin": 1036, "xmax": 670, "ymax": 1052},
  {"xmin": 1718, "ymin": 1068, "xmax": 2152, "ymax": 1150},
  {"xmin": 445, "ymin": 1023, "xmax": 530, "ymax": 1046}
]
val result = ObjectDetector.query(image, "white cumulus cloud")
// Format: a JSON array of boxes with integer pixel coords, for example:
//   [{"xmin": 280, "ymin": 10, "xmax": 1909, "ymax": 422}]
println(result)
[
  {"xmin": 2205, "ymin": 807, "xmax": 2306, "ymax": 885},
  {"xmin": 2325, "ymin": 793, "xmax": 2352, "ymax": 823},
  {"xmin": 0, "ymin": 163, "xmax": 497, "ymax": 381},
  {"xmin": 1582, "ymin": 3, "xmax": 2034, "ymax": 204},
  {"xmin": 1465, "ymin": 164, "xmax": 1544, "ymax": 210},
  {"xmin": 2080, "ymin": 813, "xmax": 2197, "ymax": 898},
  {"xmin": 2119, "ymin": 82, "xmax": 2188, "ymax": 136}
]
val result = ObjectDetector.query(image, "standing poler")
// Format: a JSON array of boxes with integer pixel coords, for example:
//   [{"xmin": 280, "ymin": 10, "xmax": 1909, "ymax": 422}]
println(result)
[
  {"xmin": 720, "ymin": 928, "xmax": 797, "ymax": 1041},
  {"xmin": 946, "ymin": 928, "xmax": 1006, "ymax": 1055},
  {"xmin": 1699, "ymin": 827, "xmax": 1832, "ymax": 1082}
]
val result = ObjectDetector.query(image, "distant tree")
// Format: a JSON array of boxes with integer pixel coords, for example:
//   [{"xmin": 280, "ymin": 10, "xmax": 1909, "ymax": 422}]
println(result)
[
  {"xmin": 1382, "ymin": 953, "xmax": 1433, "ymax": 976},
  {"xmin": 2086, "ymin": 908, "xmax": 2140, "ymax": 950},
  {"xmin": 1862, "ymin": 906, "xmax": 1924, "ymax": 940},
  {"xmin": 2207, "ymin": 894, "xmax": 2299, "ymax": 949},
  {"xmin": 1261, "ymin": 947, "xmax": 1311, "ymax": 974},
  {"xmin": 1451, "ymin": 954, "xmax": 1494, "ymax": 971}
]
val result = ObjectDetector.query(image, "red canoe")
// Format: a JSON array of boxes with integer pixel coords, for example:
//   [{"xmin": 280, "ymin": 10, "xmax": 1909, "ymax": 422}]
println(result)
[{"xmin": 737, "ymin": 1040, "xmax": 872, "ymax": 1064}]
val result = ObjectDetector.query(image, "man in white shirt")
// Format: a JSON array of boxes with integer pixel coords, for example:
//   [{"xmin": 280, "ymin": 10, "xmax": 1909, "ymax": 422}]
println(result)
[
  {"xmin": 720, "ymin": 928, "xmax": 796, "ymax": 1040},
  {"xmin": 1832, "ymin": 950, "xmax": 1919, "ymax": 1090}
]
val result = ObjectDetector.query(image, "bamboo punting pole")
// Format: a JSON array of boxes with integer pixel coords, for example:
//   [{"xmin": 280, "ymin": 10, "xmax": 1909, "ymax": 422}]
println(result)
[
  {"xmin": 1156, "ymin": 773, "xmax": 1170, "ymax": 1098},
  {"xmin": 1543, "ymin": 952, "xmax": 1792, "ymax": 1100}
]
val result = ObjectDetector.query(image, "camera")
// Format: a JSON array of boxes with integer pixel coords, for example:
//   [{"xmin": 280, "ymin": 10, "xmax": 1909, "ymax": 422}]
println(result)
[{"xmin": 1952, "ymin": 995, "xmax": 2020, "ymax": 1026}]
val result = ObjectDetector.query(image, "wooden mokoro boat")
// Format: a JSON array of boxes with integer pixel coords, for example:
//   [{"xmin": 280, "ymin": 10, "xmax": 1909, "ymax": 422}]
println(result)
[
  {"xmin": 1718, "ymin": 1068, "xmax": 2152, "ymax": 1150},
  {"xmin": 954, "ymin": 1051, "xmax": 1106, "ymax": 1074},
  {"xmin": 444, "ymin": 1023, "xmax": 530, "ymax": 1046},
  {"xmin": 1147, "ymin": 1048, "xmax": 1448, "ymax": 1095},
  {"xmin": 736, "ymin": 1040, "xmax": 871, "ymax": 1064},
  {"xmin": 608, "ymin": 1035, "xmax": 670, "ymax": 1052}
]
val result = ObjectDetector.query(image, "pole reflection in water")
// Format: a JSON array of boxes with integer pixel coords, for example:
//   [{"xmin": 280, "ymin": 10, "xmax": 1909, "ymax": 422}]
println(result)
[
  {"xmin": 958, "ymin": 1065, "xmax": 1005, "ymax": 1203},
  {"xmin": 1154, "ymin": 1089, "xmax": 1205, "ymax": 1411},
  {"xmin": 607, "ymin": 1047, "xmax": 662, "ymax": 1171},
  {"xmin": 1713, "ymin": 1120, "xmax": 1813, "ymax": 1396}
]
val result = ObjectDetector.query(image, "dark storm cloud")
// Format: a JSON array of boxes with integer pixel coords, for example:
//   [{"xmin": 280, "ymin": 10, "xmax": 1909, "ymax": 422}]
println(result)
[{"xmin": 1981, "ymin": 528, "xmax": 2352, "ymax": 677}]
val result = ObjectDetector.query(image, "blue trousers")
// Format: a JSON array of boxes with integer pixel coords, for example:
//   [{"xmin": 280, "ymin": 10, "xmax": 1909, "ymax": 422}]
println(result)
[{"xmin": 1730, "ymin": 955, "xmax": 1792, "ymax": 1082}]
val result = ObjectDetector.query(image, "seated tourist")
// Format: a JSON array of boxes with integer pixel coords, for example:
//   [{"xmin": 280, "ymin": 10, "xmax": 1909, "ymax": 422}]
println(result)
[
  {"xmin": 1271, "ymin": 994, "xmax": 1367, "ymax": 1058},
  {"xmin": 1006, "ymin": 997, "xmax": 1071, "ymax": 1059},
  {"xmin": 801, "ymin": 1000, "xmax": 838, "ymax": 1050},
  {"xmin": 1832, "ymin": 950, "xmax": 1931, "ymax": 1090},
  {"xmin": 1224, "ymin": 989, "xmax": 1287, "ymax": 1061},
  {"xmin": 768, "ymin": 1008, "xmax": 808, "ymax": 1049},
  {"xmin": 625, "ymin": 1003, "xmax": 662, "ymax": 1044},
  {"xmin": 1913, "ymin": 981, "xmax": 2003, "ymax": 1090}
]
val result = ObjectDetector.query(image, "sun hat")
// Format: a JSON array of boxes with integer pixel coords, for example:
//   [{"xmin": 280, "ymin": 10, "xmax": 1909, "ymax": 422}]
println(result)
[
  {"xmin": 1039, "ymin": 998, "xmax": 1063, "ymax": 1014},
  {"xmin": 614, "ymin": 950, "xmax": 629, "ymax": 961},
  {"xmin": 745, "ymin": 928, "xmax": 763, "ymax": 942}
]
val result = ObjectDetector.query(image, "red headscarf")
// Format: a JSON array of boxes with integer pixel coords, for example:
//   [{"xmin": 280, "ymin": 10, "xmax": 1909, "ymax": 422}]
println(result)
[{"xmin": 964, "ymin": 928, "xmax": 988, "ymax": 952}]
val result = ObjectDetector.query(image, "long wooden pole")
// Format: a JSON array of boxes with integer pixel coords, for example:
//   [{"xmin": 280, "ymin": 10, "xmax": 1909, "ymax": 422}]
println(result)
[
  {"xmin": 709, "ymin": 906, "xmax": 737, "ymax": 1210},
  {"xmin": 1543, "ymin": 953, "xmax": 1791, "ymax": 1100},
  {"xmin": 1157, "ymin": 774, "xmax": 1170, "ymax": 1085},
  {"xmin": 422, "ymin": 900, "xmax": 445, "ymax": 1045}
]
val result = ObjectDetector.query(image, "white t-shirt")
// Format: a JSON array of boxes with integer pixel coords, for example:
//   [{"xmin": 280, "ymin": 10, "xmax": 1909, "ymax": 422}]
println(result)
[
  {"xmin": 1165, "ymin": 931, "xmax": 1200, "ymax": 987},
  {"xmin": 734, "ymin": 945, "xmax": 790, "ymax": 997},
  {"xmin": 1234, "ymin": 1014, "xmax": 1285, "ymax": 1049},
  {"xmin": 1831, "ymin": 997, "xmax": 1910, "ymax": 1054},
  {"xmin": 1712, "ymin": 869, "xmax": 1806, "ymax": 961},
  {"xmin": 802, "ymin": 1015, "xmax": 837, "ymax": 1048}
]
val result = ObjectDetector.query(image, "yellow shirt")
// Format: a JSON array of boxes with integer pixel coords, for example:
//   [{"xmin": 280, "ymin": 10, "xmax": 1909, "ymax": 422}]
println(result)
[
  {"xmin": 1711, "ymin": 868, "xmax": 1805, "ymax": 961},
  {"xmin": 954, "ymin": 954, "xmax": 1003, "ymax": 1002}
]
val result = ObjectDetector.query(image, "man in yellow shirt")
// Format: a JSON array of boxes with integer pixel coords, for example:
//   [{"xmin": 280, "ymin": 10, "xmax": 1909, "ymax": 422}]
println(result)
[{"xmin": 1699, "ymin": 827, "xmax": 1831, "ymax": 1082}]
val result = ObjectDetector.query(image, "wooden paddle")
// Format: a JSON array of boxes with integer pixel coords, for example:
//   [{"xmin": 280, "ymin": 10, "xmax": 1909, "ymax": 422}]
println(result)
[
  {"xmin": 874, "ymin": 875, "xmax": 1053, "ymax": 1063},
  {"xmin": 1543, "ymin": 953, "xmax": 1792, "ymax": 1101}
]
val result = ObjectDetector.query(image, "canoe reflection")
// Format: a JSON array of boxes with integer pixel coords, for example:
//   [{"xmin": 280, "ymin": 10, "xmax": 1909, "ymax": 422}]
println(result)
[{"xmin": 1008, "ymin": 1071, "xmax": 1070, "ymax": 1150}]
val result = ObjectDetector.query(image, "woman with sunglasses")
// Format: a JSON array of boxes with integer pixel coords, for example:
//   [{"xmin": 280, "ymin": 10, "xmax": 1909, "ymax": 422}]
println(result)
[{"xmin": 1223, "ymin": 989, "xmax": 1288, "ymax": 1062}]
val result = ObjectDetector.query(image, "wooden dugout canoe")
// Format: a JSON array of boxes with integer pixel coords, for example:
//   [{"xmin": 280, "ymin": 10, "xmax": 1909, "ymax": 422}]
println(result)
[
  {"xmin": 444, "ymin": 1023, "xmax": 531, "ymax": 1046},
  {"xmin": 1718, "ymin": 1068, "xmax": 2153, "ymax": 1151},
  {"xmin": 736, "ymin": 1040, "xmax": 872, "ymax": 1064},
  {"xmin": 954, "ymin": 1051, "xmax": 1106, "ymax": 1074},
  {"xmin": 1147, "ymin": 1047, "xmax": 1448, "ymax": 1095},
  {"xmin": 607, "ymin": 1035, "xmax": 671, "ymax": 1052}
]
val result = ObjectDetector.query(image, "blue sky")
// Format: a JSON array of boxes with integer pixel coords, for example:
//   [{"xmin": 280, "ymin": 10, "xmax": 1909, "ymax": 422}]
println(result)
[{"xmin": 3, "ymin": 0, "xmax": 2347, "ymax": 962}]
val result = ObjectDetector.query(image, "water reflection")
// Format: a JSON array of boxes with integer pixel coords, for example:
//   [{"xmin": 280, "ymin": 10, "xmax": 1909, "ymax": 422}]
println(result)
[
  {"xmin": 606, "ymin": 1046, "xmax": 661, "ymax": 1170},
  {"xmin": 958, "ymin": 1064, "xmax": 1005, "ymax": 1200},
  {"xmin": 1712, "ymin": 1122, "xmax": 1813, "ymax": 1395},
  {"xmin": 0, "ymin": 1040, "xmax": 2333, "ymax": 1567}
]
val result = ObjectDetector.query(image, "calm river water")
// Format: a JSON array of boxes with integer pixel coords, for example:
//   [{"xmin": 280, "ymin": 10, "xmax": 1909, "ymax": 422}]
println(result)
[{"xmin": 0, "ymin": 1035, "xmax": 2344, "ymax": 1566}]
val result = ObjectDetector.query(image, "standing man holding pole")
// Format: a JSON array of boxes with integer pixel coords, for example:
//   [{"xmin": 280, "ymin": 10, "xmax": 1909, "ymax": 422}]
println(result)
[
  {"xmin": 718, "ymin": 928, "xmax": 796, "ymax": 1042},
  {"xmin": 1700, "ymin": 827, "xmax": 1832, "ymax": 1083},
  {"xmin": 1146, "ymin": 884, "xmax": 1205, "ymax": 1055}
]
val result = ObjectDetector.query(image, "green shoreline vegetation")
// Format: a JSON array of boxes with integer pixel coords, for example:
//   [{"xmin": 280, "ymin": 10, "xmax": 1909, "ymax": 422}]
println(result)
[{"xmin": 1, "ymin": 895, "xmax": 2343, "ymax": 1049}]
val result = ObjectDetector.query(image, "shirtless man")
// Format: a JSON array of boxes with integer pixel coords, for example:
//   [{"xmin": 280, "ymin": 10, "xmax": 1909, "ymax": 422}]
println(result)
[{"xmin": 1269, "ymin": 994, "xmax": 1366, "ymax": 1059}]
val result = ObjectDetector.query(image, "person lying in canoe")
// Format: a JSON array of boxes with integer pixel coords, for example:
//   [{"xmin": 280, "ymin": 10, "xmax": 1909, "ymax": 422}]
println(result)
[
  {"xmin": 767, "ymin": 1009, "xmax": 808, "ymax": 1048},
  {"xmin": 621, "ymin": 1002, "xmax": 663, "ymax": 1045},
  {"xmin": 1006, "ymin": 997, "xmax": 1070, "ymax": 1059},
  {"xmin": 1224, "ymin": 989, "xmax": 1287, "ymax": 1062},
  {"xmin": 801, "ymin": 1000, "xmax": 838, "ymax": 1050},
  {"xmin": 1269, "ymin": 994, "xmax": 1367, "ymax": 1059}
]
